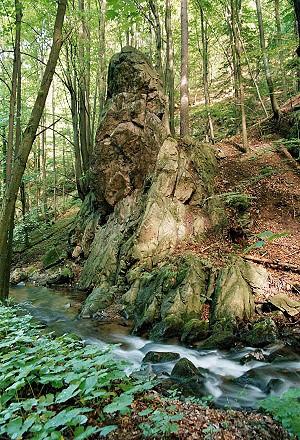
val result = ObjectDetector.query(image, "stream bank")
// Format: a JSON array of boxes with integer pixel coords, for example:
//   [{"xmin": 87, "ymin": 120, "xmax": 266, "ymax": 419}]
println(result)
[{"xmin": 10, "ymin": 285, "xmax": 300, "ymax": 412}]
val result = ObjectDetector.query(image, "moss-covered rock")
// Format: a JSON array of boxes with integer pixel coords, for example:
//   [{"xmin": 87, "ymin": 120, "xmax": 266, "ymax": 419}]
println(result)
[
  {"xmin": 125, "ymin": 254, "xmax": 211, "ymax": 339},
  {"xmin": 80, "ymin": 286, "xmax": 115, "ymax": 318},
  {"xmin": 240, "ymin": 318, "xmax": 278, "ymax": 347},
  {"xmin": 200, "ymin": 318, "xmax": 236, "ymax": 350},
  {"xmin": 142, "ymin": 351, "xmax": 180, "ymax": 364},
  {"xmin": 42, "ymin": 246, "xmax": 68, "ymax": 269},
  {"xmin": 181, "ymin": 319, "xmax": 209, "ymax": 344},
  {"xmin": 170, "ymin": 358, "xmax": 206, "ymax": 397},
  {"xmin": 171, "ymin": 357, "xmax": 199, "ymax": 378},
  {"xmin": 211, "ymin": 257, "xmax": 268, "ymax": 323},
  {"xmin": 46, "ymin": 266, "xmax": 74, "ymax": 286}
]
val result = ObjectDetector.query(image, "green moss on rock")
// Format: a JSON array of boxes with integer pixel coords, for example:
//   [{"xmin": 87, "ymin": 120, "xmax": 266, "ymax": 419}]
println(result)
[
  {"xmin": 42, "ymin": 246, "xmax": 68, "ymax": 269},
  {"xmin": 241, "ymin": 318, "xmax": 278, "ymax": 347},
  {"xmin": 181, "ymin": 319, "xmax": 209, "ymax": 344},
  {"xmin": 142, "ymin": 351, "xmax": 180, "ymax": 363}
]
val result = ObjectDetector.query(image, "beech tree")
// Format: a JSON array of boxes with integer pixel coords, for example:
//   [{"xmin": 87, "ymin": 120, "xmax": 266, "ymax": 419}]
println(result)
[
  {"xmin": 180, "ymin": 0, "xmax": 190, "ymax": 137},
  {"xmin": 0, "ymin": 0, "xmax": 67, "ymax": 300},
  {"xmin": 255, "ymin": 0, "xmax": 280, "ymax": 119}
]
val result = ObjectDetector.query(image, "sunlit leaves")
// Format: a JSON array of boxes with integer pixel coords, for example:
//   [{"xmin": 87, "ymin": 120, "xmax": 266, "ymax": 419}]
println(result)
[{"xmin": 0, "ymin": 305, "xmax": 155, "ymax": 439}]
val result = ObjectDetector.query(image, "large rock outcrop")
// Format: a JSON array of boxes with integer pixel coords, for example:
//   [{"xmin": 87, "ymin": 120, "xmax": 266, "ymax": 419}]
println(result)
[
  {"xmin": 91, "ymin": 47, "xmax": 169, "ymax": 209},
  {"xmin": 75, "ymin": 47, "xmax": 269, "ymax": 342}
]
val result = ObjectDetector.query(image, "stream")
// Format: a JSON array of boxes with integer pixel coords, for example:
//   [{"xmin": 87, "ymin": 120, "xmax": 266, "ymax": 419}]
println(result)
[{"xmin": 10, "ymin": 284, "xmax": 300, "ymax": 410}]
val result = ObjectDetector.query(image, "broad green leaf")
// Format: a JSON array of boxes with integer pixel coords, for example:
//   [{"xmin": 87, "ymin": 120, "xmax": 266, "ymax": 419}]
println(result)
[
  {"xmin": 55, "ymin": 384, "xmax": 80, "ymax": 403},
  {"xmin": 98, "ymin": 425, "xmax": 118, "ymax": 437}
]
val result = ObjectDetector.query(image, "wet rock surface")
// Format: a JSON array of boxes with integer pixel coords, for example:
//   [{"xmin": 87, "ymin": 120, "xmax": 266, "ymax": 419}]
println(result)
[{"xmin": 142, "ymin": 351, "xmax": 180, "ymax": 364}]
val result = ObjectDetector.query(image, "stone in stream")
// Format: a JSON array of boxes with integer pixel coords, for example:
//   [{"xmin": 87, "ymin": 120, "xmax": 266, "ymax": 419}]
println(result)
[
  {"xmin": 267, "ymin": 345, "xmax": 300, "ymax": 362},
  {"xmin": 170, "ymin": 357, "xmax": 207, "ymax": 397},
  {"xmin": 10, "ymin": 268, "xmax": 28, "ymax": 286},
  {"xmin": 239, "ymin": 349, "xmax": 267, "ymax": 365},
  {"xmin": 200, "ymin": 317, "xmax": 236, "ymax": 350},
  {"xmin": 142, "ymin": 351, "xmax": 180, "ymax": 364}
]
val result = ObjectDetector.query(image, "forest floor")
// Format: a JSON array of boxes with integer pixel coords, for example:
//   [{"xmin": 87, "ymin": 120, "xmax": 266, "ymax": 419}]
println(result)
[{"xmin": 176, "ymin": 133, "xmax": 300, "ymax": 311}]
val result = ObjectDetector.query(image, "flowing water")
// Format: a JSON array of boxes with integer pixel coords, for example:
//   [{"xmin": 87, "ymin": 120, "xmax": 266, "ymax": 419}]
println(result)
[{"xmin": 10, "ymin": 285, "xmax": 300, "ymax": 410}]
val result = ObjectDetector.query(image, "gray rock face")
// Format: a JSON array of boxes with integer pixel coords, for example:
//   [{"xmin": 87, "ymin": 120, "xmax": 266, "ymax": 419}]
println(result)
[
  {"xmin": 78, "ymin": 47, "xmax": 277, "ymax": 346},
  {"xmin": 91, "ymin": 47, "xmax": 169, "ymax": 208},
  {"xmin": 212, "ymin": 257, "xmax": 269, "ymax": 322},
  {"xmin": 78, "ymin": 47, "xmax": 222, "ymax": 336}
]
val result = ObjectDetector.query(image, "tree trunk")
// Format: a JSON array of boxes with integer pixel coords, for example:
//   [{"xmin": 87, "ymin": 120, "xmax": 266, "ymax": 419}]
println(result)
[
  {"xmin": 231, "ymin": 0, "xmax": 248, "ymax": 151},
  {"xmin": 52, "ymin": 82, "xmax": 57, "ymax": 217},
  {"xmin": 41, "ymin": 112, "xmax": 48, "ymax": 219},
  {"xmin": 6, "ymin": 0, "xmax": 22, "ymax": 184},
  {"xmin": 200, "ymin": 6, "xmax": 215, "ymax": 143},
  {"xmin": 165, "ymin": 0, "xmax": 175, "ymax": 136},
  {"xmin": 148, "ymin": 0, "xmax": 163, "ymax": 79},
  {"xmin": 255, "ymin": 0, "xmax": 280, "ymax": 119},
  {"xmin": 2, "ymin": 128, "xmax": 7, "ymax": 193},
  {"xmin": 180, "ymin": 0, "xmax": 189, "ymax": 138},
  {"xmin": 293, "ymin": 0, "xmax": 300, "ymax": 91},
  {"xmin": 0, "ymin": 0, "xmax": 67, "ymax": 300},
  {"xmin": 78, "ymin": 0, "xmax": 91, "ymax": 174}
]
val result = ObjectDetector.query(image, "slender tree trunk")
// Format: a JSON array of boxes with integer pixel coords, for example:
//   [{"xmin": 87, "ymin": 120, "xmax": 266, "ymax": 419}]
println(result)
[
  {"xmin": 200, "ymin": 7, "xmax": 215, "ymax": 143},
  {"xmin": 35, "ymin": 137, "xmax": 41, "ymax": 207},
  {"xmin": 2, "ymin": 128, "xmax": 7, "ymax": 192},
  {"xmin": 65, "ymin": 43, "xmax": 85, "ymax": 199},
  {"xmin": 52, "ymin": 82, "xmax": 57, "ymax": 217},
  {"xmin": 6, "ymin": 0, "xmax": 22, "ymax": 184},
  {"xmin": 165, "ymin": 0, "xmax": 175, "ymax": 136},
  {"xmin": 255, "ymin": 0, "xmax": 280, "ymax": 119},
  {"xmin": 41, "ymin": 112, "xmax": 48, "ymax": 219},
  {"xmin": 0, "ymin": 0, "xmax": 67, "ymax": 300},
  {"xmin": 239, "ymin": 35, "xmax": 268, "ymax": 117},
  {"xmin": 180, "ymin": 0, "xmax": 189, "ymax": 137},
  {"xmin": 230, "ymin": 0, "xmax": 248, "ymax": 150},
  {"xmin": 78, "ymin": 0, "xmax": 91, "ymax": 173},
  {"xmin": 274, "ymin": 0, "xmax": 287, "ymax": 95},
  {"xmin": 293, "ymin": 0, "xmax": 300, "ymax": 91},
  {"xmin": 148, "ymin": 0, "xmax": 163, "ymax": 79}
]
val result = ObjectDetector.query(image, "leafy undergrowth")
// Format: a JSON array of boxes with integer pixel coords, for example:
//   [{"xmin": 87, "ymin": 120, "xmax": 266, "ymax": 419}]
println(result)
[
  {"xmin": 260, "ymin": 389, "xmax": 300, "ymax": 437},
  {"xmin": 0, "ymin": 305, "xmax": 156, "ymax": 439},
  {"xmin": 0, "ymin": 305, "xmax": 295, "ymax": 440}
]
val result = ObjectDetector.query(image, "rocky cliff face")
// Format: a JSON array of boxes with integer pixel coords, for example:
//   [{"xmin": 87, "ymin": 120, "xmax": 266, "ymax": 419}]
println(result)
[
  {"xmin": 75, "ymin": 47, "xmax": 268, "ymax": 341},
  {"xmin": 91, "ymin": 47, "xmax": 169, "ymax": 210}
]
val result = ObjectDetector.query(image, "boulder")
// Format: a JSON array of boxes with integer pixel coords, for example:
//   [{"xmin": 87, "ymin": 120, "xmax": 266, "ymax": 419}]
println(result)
[
  {"xmin": 46, "ymin": 267, "xmax": 74, "ymax": 286},
  {"xmin": 125, "ymin": 255, "xmax": 211, "ymax": 339},
  {"xmin": 171, "ymin": 358, "xmax": 199, "ymax": 378},
  {"xmin": 211, "ymin": 257, "xmax": 268, "ymax": 323},
  {"xmin": 76, "ymin": 47, "xmax": 227, "ymax": 339},
  {"xmin": 170, "ymin": 358, "xmax": 206, "ymax": 397},
  {"xmin": 240, "ymin": 318, "xmax": 278, "ymax": 347},
  {"xmin": 240, "ymin": 349, "xmax": 267, "ymax": 365},
  {"xmin": 142, "ymin": 351, "xmax": 180, "ymax": 364},
  {"xmin": 10, "ymin": 268, "xmax": 28, "ymax": 286},
  {"xmin": 200, "ymin": 318, "xmax": 236, "ymax": 350},
  {"xmin": 181, "ymin": 319, "xmax": 209, "ymax": 344},
  {"xmin": 269, "ymin": 293, "xmax": 300, "ymax": 317}
]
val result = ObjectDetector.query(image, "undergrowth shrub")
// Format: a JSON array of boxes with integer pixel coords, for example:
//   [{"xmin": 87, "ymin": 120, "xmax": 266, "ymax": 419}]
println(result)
[
  {"xmin": 0, "ymin": 305, "xmax": 158, "ymax": 439},
  {"xmin": 259, "ymin": 388, "xmax": 300, "ymax": 437}
]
